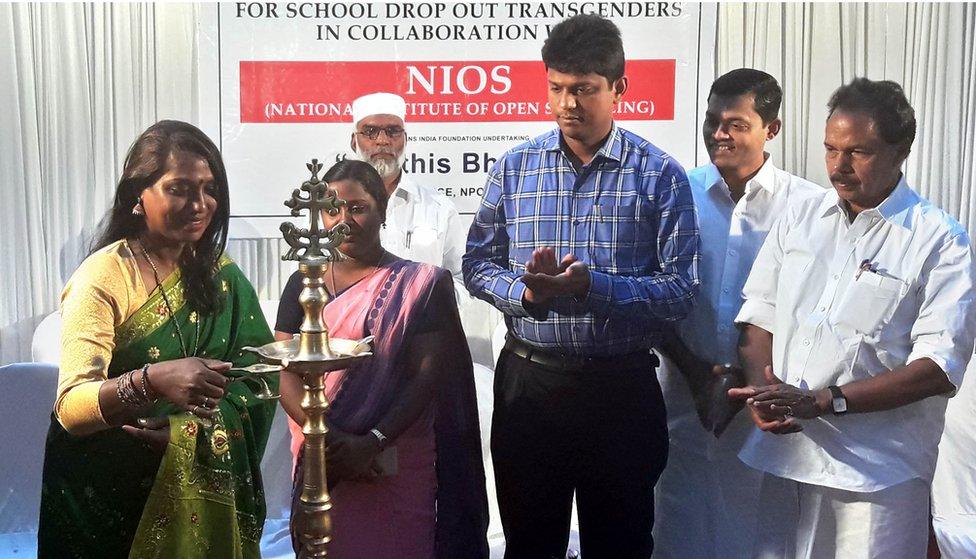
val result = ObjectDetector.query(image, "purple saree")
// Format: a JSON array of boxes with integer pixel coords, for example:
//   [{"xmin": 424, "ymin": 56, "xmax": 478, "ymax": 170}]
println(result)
[{"xmin": 289, "ymin": 258, "xmax": 488, "ymax": 558}]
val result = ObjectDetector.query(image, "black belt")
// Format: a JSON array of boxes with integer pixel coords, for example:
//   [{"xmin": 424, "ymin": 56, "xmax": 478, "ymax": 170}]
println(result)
[{"xmin": 503, "ymin": 335, "xmax": 658, "ymax": 373}]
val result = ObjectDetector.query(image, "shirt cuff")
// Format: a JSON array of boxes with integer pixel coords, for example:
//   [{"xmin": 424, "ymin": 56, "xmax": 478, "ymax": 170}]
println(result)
[
  {"xmin": 579, "ymin": 270, "xmax": 611, "ymax": 312},
  {"xmin": 735, "ymin": 299, "xmax": 777, "ymax": 334},
  {"xmin": 510, "ymin": 279, "xmax": 549, "ymax": 321}
]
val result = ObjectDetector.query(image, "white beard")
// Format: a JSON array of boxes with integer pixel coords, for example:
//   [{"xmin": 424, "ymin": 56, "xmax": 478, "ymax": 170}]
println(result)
[{"xmin": 355, "ymin": 145, "xmax": 406, "ymax": 180}]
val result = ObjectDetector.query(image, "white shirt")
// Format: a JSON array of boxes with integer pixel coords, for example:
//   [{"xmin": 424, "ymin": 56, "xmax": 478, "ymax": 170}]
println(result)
[
  {"xmin": 932, "ymin": 358, "xmax": 976, "ymax": 528},
  {"xmin": 736, "ymin": 176, "xmax": 976, "ymax": 491},
  {"xmin": 664, "ymin": 158, "xmax": 821, "ymax": 455},
  {"xmin": 381, "ymin": 173, "xmax": 467, "ymax": 302}
]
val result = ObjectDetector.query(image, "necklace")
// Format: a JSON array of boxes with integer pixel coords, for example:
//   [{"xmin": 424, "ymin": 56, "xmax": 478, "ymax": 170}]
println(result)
[{"xmin": 137, "ymin": 240, "xmax": 199, "ymax": 358}]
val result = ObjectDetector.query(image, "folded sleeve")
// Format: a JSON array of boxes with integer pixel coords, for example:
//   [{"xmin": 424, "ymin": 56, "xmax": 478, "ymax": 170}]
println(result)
[
  {"xmin": 907, "ymin": 232, "xmax": 976, "ymax": 391},
  {"xmin": 735, "ymin": 204, "xmax": 791, "ymax": 333}
]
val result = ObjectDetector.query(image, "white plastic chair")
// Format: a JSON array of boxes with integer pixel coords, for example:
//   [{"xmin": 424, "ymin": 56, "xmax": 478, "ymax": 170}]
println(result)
[
  {"xmin": 258, "ymin": 405, "xmax": 297, "ymax": 559},
  {"xmin": 0, "ymin": 362, "xmax": 59, "ymax": 555},
  {"xmin": 259, "ymin": 300, "xmax": 280, "ymax": 332},
  {"xmin": 31, "ymin": 311, "xmax": 62, "ymax": 364}
]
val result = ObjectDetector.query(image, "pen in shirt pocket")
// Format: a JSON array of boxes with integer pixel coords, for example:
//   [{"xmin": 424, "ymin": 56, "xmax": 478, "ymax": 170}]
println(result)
[
  {"xmin": 405, "ymin": 230, "xmax": 412, "ymax": 249},
  {"xmin": 856, "ymin": 259, "xmax": 878, "ymax": 280}
]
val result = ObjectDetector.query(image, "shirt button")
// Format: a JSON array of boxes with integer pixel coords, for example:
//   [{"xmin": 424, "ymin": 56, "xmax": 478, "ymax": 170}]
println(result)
[
  {"xmin": 803, "ymin": 339, "xmax": 811, "ymax": 346},
  {"xmin": 573, "ymin": 220, "xmax": 581, "ymax": 226},
  {"xmin": 723, "ymin": 288, "xmax": 730, "ymax": 294},
  {"xmin": 819, "ymin": 306, "xmax": 826, "ymax": 312},
  {"xmin": 833, "ymin": 274, "xmax": 840, "ymax": 280},
  {"xmin": 729, "ymin": 250, "xmax": 737, "ymax": 256}
]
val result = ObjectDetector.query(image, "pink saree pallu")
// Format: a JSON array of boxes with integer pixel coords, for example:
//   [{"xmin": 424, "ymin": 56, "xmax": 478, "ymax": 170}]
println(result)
[{"xmin": 289, "ymin": 258, "xmax": 488, "ymax": 559}]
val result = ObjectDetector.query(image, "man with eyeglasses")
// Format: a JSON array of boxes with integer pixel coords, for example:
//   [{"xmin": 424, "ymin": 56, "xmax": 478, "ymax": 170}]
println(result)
[{"xmin": 350, "ymin": 92, "xmax": 466, "ymax": 298}]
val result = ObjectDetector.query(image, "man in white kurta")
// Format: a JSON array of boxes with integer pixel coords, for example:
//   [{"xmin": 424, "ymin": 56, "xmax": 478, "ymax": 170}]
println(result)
[
  {"xmin": 732, "ymin": 78, "xmax": 976, "ymax": 558},
  {"xmin": 653, "ymin": 69, "xmax": 821, "ymax": 559},
  {"xmin": 350, "ymin": 92, "xmax": 467, "ymax": 301},
  {"xmin": 932, "ymin": 369, "xmax": 976, "ymax": 557}
]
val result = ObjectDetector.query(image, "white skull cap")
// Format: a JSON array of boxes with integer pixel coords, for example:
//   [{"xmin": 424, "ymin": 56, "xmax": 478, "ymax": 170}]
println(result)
[{"xmin": 351, "ymin": 92, "xmax": 407, "ymax": 125}]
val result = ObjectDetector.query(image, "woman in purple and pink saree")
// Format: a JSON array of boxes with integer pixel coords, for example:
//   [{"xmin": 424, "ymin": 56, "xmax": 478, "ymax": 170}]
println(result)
[{"xmin": 275, "ymin": 160, "xmax": 488, "ymax": 559}]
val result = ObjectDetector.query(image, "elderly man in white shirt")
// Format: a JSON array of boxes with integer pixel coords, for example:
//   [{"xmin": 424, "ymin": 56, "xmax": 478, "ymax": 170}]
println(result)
[
  {"xmin": 731, "ymin": 78, "xmax": 976, "ymax": 558},
  {"xmin": 350, "ymin": 92, "xmax": 467, "ymax": 298},
  {"xmin": 653, "ymin": 69, "xmax": 821, "ymax": 559}
]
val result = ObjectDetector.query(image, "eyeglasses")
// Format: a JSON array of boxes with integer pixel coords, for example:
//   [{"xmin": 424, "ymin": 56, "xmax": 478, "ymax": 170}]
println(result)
[{"xmin": 357, "ymin": 125, "xmax": 405, "ymax": 140}]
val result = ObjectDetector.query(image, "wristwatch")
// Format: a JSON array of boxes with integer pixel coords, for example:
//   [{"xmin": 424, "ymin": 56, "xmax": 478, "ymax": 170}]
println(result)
[
  {"xmin": 828, "ymin": 385, "xmax": 848, "ymax": 415},
  {"xmin": 369, "ymin": 428, "xmax": 389, "ymax": 449}
]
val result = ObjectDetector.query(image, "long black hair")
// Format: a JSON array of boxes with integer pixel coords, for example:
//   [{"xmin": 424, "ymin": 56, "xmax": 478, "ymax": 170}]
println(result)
[{"xmin": 92, "ymin": 120, "xmax": 230, "ymax": 315}]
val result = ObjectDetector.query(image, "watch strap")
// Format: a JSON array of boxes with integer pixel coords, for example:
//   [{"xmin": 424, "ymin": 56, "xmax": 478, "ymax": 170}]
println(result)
[
  {"xmin": 828, "ymin": 385, "xmax": 847, "ymax": 415},
  {"xmin": 369, "ymin": 428, "xmax": 388, "ymax": 448}
]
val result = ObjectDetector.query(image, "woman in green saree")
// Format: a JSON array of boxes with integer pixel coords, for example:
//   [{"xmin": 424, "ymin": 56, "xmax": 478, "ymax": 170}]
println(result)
[{"xmin": 37, "ymin": 120, "xmax": 278, "ymax": 558}]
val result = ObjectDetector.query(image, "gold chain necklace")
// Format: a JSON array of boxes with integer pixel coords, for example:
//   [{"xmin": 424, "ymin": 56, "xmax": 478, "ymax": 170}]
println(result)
[{"xmin": 137, "ymin": 240, "xmax": 199, "ymax": 358}]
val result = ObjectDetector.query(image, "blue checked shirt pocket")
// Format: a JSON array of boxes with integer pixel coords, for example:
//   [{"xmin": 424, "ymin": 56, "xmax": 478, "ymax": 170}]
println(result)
[{"xmin": 589, "ymin": 202, "xmax": 653, "ymax": 272}]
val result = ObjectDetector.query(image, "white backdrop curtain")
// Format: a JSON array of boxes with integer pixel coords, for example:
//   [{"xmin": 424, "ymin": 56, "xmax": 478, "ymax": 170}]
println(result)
[
  {"xmin": 716, "ymin": 2, "xmax": 976, "ymax": 225},
  {"xmin": 2, "ymin": 2, "xmax": 975, "ymax": 364},
  {"xmin": 0, "ymin": 2, "xmax": 203, "ymax": 363}
]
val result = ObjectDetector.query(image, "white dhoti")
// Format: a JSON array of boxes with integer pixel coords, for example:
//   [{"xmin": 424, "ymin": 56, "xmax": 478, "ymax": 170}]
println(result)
[
  {"xmin": 653, "ymin": 360, "xmax": 763, "ymax": 559},
  {"xmin": 653, "ymin": 443, "xmax": 763, "ymax": 558},
  {"xmin": 753, "ymin": 474, "xmax": 930, "ymax": 559},
  {"xmin": 932, "ymin": 515, "xmax": 976, "ymax": 559}
]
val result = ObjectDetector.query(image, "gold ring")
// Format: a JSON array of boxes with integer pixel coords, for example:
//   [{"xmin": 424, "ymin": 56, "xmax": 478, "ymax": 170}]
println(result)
[{"xmin": 203, "ymin": 396, "xmax": 211, "ymax": 408}]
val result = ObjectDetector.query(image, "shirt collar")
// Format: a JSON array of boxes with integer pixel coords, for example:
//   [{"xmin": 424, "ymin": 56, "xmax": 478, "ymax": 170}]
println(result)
[
  {"xmin": 871, "ymin": 175, "xmax": 915, "ymax": 228},
  {"xmin": 544, "ymin": 122, "xmax": 623, "ymax": 164},
  {"xmin": 819, "ymin": 174, "xmax": 915, "ymax": 229},
  {"xmin": 702, "ymin": 163, "xmax": 726, "ymax": 193},
  {"xmin": 704, "ymin": 153, "xmax": 778, "ymax": 196},
  {"xmin": 750, "ymin": 154, "xmax": 778, "ymax": 194},
  {"xmin": 391, "ymin": 172, "xmax": 419, "ymax": 202}
]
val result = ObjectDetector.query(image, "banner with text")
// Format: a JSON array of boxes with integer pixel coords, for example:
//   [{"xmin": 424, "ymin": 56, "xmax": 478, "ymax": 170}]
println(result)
[{"xmin": 218, "ymin": 1, "xmax": 710, "ymax": 231}]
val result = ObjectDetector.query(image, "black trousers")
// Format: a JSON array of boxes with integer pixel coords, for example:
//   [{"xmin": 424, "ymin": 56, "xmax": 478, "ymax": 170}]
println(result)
[{"xmin": 491, "ymin": 347, "xmax": 669, "ymax": 559}]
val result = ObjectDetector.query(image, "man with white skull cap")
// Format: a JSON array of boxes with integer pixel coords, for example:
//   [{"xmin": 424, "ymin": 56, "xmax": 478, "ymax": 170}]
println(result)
[{"xmin": 349, "ymin": 92, "xmax": 467, "ymax": 300}]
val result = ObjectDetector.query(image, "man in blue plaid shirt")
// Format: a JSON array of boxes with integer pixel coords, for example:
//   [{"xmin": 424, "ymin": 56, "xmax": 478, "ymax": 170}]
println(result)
[{"xmin": 463, "ymin": 14, "xmax": 700, "ymax": 559}]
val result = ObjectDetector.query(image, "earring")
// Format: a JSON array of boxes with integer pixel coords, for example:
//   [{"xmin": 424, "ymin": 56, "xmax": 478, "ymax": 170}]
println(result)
[{"xmin": 132, "ymin": 198, "xmax": 144, "ymax": 216}]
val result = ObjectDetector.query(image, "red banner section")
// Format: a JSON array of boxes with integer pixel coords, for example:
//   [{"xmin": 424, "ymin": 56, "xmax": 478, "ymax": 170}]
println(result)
[{"xmin": 239, "ymin": 60, "xmax": 675, "ymax": 123}]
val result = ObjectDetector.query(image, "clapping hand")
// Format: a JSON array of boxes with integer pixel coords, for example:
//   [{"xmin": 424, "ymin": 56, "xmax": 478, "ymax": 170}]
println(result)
[
  {"xmin": 691, "ymin": 364, "xmax": 746, "ymax": 437},
  {"xmin": 522, "ymin": 247, "xmax": 591, "ymax": 304},
  {"xmin": 728, "ymin": 366, "xmax": 805, "ymax": 435}
]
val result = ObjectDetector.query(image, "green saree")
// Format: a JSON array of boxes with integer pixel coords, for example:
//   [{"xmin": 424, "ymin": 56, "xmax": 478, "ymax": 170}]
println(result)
[{"xmin": 38, "ymin": 257, "xmax": 278, "ymax": 559}]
